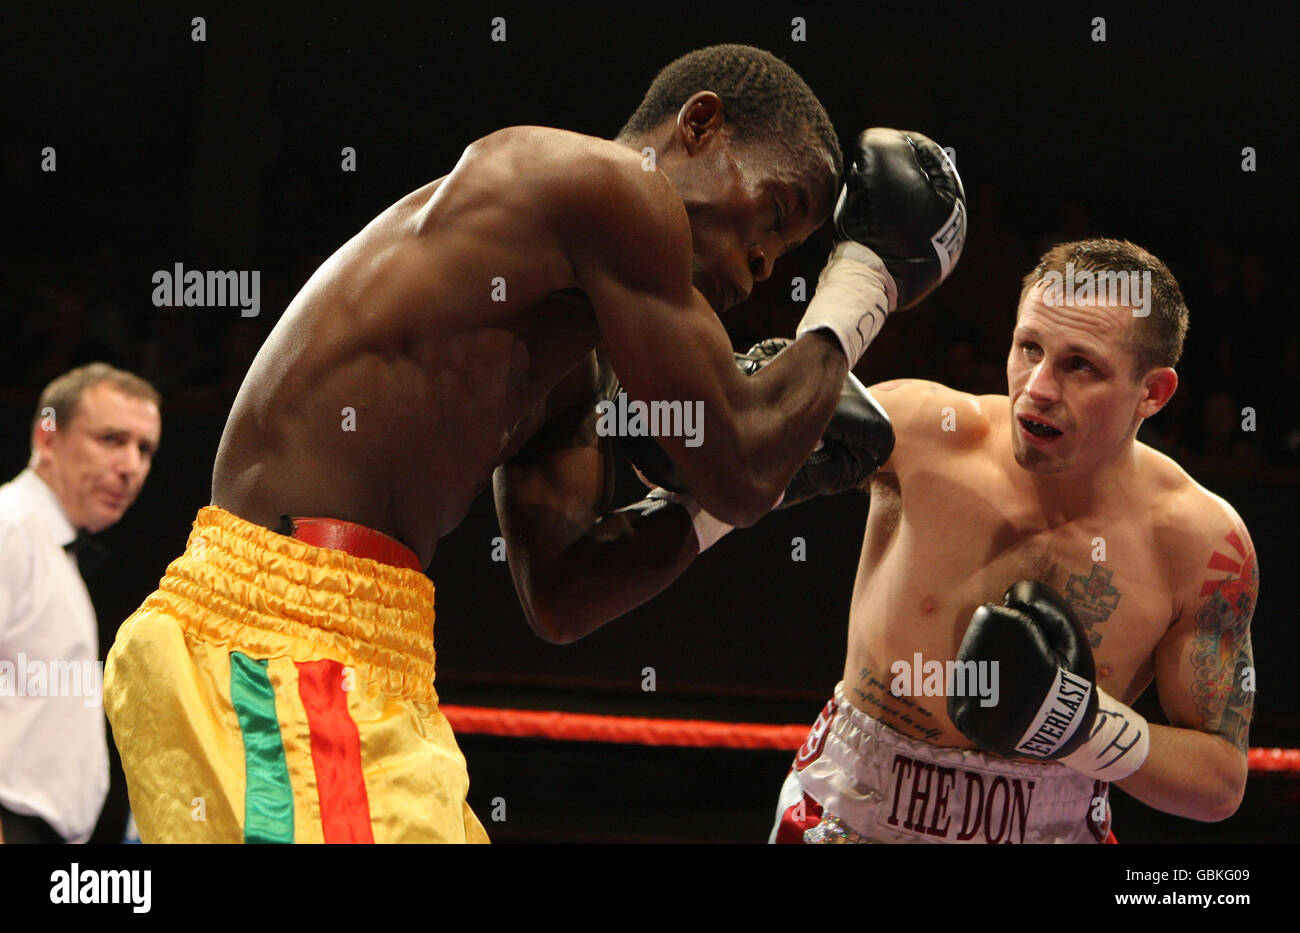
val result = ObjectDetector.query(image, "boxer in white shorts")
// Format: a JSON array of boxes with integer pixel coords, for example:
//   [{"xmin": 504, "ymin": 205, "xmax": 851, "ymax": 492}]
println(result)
[
  {"xmin": 770, "ymin": 684, "xmax": 1111, "ymax": 843},
  {"xmin": 773, "ymin": 239, "xmax": 1258, "ymax": 843}
]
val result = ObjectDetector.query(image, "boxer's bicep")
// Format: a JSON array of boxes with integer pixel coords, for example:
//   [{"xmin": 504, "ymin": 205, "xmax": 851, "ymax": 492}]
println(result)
[
  {"xmin": 561, "ymin": 161, "xmax": 742, "ymax": 427},
  {"xmin": 557, "ymin": 160, "xmax": 850, "ymax": 525}
]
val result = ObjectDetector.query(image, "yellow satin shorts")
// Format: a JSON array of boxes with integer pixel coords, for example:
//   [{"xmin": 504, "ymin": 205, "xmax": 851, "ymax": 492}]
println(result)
[{"xmin": 104, "ymin": 506, "xmax": 488, "ymax": 844}]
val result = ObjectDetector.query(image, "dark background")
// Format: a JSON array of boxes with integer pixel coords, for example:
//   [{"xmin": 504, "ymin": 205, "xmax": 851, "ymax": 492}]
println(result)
[{"xmin": 2, "ymin": 0, "xmax": 1297, "ymax": 843}]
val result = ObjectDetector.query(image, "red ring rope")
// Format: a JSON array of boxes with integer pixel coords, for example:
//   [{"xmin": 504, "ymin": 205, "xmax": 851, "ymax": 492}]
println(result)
[{"xmin": 441, "ymin": 704, "xmax": 1300, "ymax": 775}]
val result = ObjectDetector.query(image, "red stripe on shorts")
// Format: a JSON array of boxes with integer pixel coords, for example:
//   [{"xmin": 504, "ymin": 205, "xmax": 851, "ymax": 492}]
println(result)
[{"xmin": 296, "ymin": 659, "xmax": 375, "ymax": 843}]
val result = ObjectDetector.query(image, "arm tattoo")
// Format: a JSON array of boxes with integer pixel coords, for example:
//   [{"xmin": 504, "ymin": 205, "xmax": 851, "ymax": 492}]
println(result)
[{"xmin": 1191, "ymin": 532, "xmax": 1257, "ymax": 753}]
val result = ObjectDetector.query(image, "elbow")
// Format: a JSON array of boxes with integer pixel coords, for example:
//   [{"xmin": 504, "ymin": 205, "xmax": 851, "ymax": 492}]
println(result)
[
  {"xmin": 1191, "ymin": 759, "xmax": 1248, "ymax": 822},
  {"xmin": 521, "ymin": 579, "xmax": 586, "ymax": 645},
  {"xmin": 526, "ymin": 607, "xmax": 580, "ymax": 645},
  {"xmin": 523, "ymin": 598, "xmax": 575, "ymax": 646},
  {"xmin": 735, "ymin": 479, "xmax": 784, "ymax": 527},
  {"xmin": 697, "ymin": 479, "xmax": 778, "ymax": 529},
  {"xmin": 531, "ymin": 618, "xmax": 582, "ymax": 646},
  {"xmin": 692, "ymin": 442, "xmax": 783, "ymax": 527},
  {"xmin": 1198, "ymin": 792, "xmax": 1243, "ymax": 823},
  {"xmin": 1200, "ymin": 777, "xmax": 1247, "ymax": 823}
]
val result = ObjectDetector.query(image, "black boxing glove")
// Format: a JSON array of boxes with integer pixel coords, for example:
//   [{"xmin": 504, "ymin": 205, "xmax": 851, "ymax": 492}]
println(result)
[
  {"xmin": 836, "ymin": 128, "xmax": 967, "ymax": 309},
  {"xmin": 612, "ymin": 339, "xmax": 893, "ymax": 508},
  {"xmin": 798, "ymin": 128, "xmax": 967, "ymax": 367},
  {"xmin": 948, "ymin": 580, "xmax": 1150, "ymax": 781},
  {"xmin": 780, "ymin": 374, "xmax": 891, "ymax": 508}
]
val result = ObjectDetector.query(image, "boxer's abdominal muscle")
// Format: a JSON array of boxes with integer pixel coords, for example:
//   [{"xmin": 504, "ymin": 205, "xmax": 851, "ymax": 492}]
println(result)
[{"xmin": 213, "ymin": 137, "xmax": 605, "ymax": 567}]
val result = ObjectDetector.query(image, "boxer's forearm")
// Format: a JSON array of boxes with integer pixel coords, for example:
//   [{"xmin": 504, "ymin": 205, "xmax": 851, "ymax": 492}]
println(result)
[
  {"xmin": 511, "ymin": 499, "xmax": 699, "ymax": 644},
  {"xmin": 1114, "ymin": 723, "xmax": 1247, "ymax": 822}
]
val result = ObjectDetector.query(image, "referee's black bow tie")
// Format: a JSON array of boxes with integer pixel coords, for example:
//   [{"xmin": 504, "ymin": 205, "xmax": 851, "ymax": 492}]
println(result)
[{"xmin": 65, "ymin": 529, "xmax": 108, "ymax": 577}]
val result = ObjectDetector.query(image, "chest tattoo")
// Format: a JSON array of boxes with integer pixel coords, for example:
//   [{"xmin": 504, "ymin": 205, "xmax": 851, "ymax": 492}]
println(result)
[{"xmin": 1064, "ymin": 564, "xmax": 1121, "ymax": 648}]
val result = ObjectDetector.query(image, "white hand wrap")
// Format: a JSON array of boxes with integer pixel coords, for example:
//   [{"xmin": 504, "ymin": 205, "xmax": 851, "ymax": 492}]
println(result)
[
  {"xmin": 796, "ymin": 240, "xmax": 899, "ymax": 368},
  {"xmin": 1059, "ymin": 687, "xmax": 1151, "ymax": 782},
  {"xmin": 645, "ymin": 487, "xmax": 733, "ymax": 553}
]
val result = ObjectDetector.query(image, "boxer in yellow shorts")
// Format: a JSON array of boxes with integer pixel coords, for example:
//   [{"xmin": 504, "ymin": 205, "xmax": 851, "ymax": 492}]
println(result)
[
  {"xmin": 105, "ymin": 507, "xmax": 488, "ymax": 843},
  {"xmin": 107, "ymin": 47, "xmax": 872, "ymax": 842}
]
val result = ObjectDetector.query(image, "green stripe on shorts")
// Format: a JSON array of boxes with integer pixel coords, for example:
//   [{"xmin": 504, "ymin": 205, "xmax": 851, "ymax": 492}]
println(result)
[{"xmin": 230, "ymin": 652, "xmax": 294, "ymax": 844}]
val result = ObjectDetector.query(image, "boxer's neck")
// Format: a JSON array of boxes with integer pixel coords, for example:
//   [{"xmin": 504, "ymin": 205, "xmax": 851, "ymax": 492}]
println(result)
[{"xmin": 1015, "ymin": 435, "xmax": 1143, "ymax": 523}]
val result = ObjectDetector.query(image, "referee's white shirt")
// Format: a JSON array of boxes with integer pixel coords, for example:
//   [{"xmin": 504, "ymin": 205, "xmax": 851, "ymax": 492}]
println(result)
[{"xmin": 0, "ymin": 468, "xmax": 108, "ymax": 843}]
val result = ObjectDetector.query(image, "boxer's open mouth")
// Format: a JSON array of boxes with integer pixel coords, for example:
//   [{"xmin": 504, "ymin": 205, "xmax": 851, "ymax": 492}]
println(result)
[{"xmin": 1019, "ymin": 416, "xmax": 1063, "ymax": 438}]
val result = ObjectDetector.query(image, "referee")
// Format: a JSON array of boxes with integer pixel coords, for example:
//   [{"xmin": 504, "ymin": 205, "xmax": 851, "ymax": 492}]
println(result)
[{"xmin": 0, "ymin": 364, "xmax": 160, "ymax": 843}]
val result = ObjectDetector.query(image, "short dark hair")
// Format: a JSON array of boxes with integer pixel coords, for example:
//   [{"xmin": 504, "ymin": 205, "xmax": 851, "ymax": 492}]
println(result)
[
  {"xmin": 1020, "ymin": 238, "xmax": 1189, "ymax": 379},
  {"xmin": 618, "ymin": 44, "xmax": 842, "ymax": 188}
]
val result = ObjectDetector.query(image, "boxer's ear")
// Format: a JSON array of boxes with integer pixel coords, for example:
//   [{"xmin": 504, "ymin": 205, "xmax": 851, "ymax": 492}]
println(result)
[
  {"xmin": 676, "ymin": 91, "xmax": 726, "ymax": 154},
  {"xmin": 1136, "ymin": 367, "xmax": 1178, "ymax": 419}
]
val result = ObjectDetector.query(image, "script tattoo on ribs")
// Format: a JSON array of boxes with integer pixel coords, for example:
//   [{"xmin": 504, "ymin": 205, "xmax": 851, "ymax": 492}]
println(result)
[
  {"xmin": 1191, "ymin": 532, "xmax": 1257, "ymax": 753},
  {"xmin": 854, "ymin": 666, "xmax": 941, "ymax": 741},
  {"xmin": 1064, "ymin": 564, "xmax": 1121, "ymax": 648}
]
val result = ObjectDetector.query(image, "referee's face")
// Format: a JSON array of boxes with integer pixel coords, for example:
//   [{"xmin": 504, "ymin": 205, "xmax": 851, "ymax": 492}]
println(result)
[{"xmin": 36, "ymin": 382, "xmax": 161, "ymax": 533}]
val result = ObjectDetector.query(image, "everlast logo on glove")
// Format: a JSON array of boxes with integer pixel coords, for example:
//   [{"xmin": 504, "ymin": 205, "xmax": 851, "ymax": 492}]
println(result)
[
  {"xmin": 931, "ymin": 198, "xmax": 966, "ymax": 279},
  {"xmin": 1015, "ymin": 668, "xmax": 1092, "ymax": 757}
]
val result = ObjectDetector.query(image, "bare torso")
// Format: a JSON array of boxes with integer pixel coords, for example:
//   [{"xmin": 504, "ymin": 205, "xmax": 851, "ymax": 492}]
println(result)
[
  {"xmin": 844, "ymin": 384, "xmax": 1213, "ymax": 750},
  {"xmin": 212, "ymin": 128, "xmax": 612, "ymax": 565}
]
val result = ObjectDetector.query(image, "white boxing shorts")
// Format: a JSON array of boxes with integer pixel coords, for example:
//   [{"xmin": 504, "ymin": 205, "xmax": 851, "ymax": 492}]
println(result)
[{"xmin": 769, "ymin": 683, "xmax": 1117, "ymax": 844}]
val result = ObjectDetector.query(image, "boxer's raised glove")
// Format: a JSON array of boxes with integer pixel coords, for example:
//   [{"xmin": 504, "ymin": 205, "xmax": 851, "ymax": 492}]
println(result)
[
  {"xmin": 614, "ymin": 338, "xmax": 893, "ymax": 508},
  {"xmin": 798, "ymin": 128, "xmax": 966, "ymax": 367},
  {"xmin": 948, "ymin": 580, "xmax": 1150, "ymax": 782}
]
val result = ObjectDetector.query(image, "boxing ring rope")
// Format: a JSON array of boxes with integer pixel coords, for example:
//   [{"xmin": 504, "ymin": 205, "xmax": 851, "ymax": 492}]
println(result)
[
  {"xmin": 441, "ymin": 705, "xmax": 1300, "ymax": 774},
  {"xmin": 443, "ymin": 705, "xmax": 809, "ymax": 750}
]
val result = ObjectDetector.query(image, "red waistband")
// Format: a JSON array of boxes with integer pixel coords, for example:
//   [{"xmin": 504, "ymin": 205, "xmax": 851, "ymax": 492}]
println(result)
[{"xmin": 287, "ymin": 516, "xmax": 423, "ymax": 571}]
